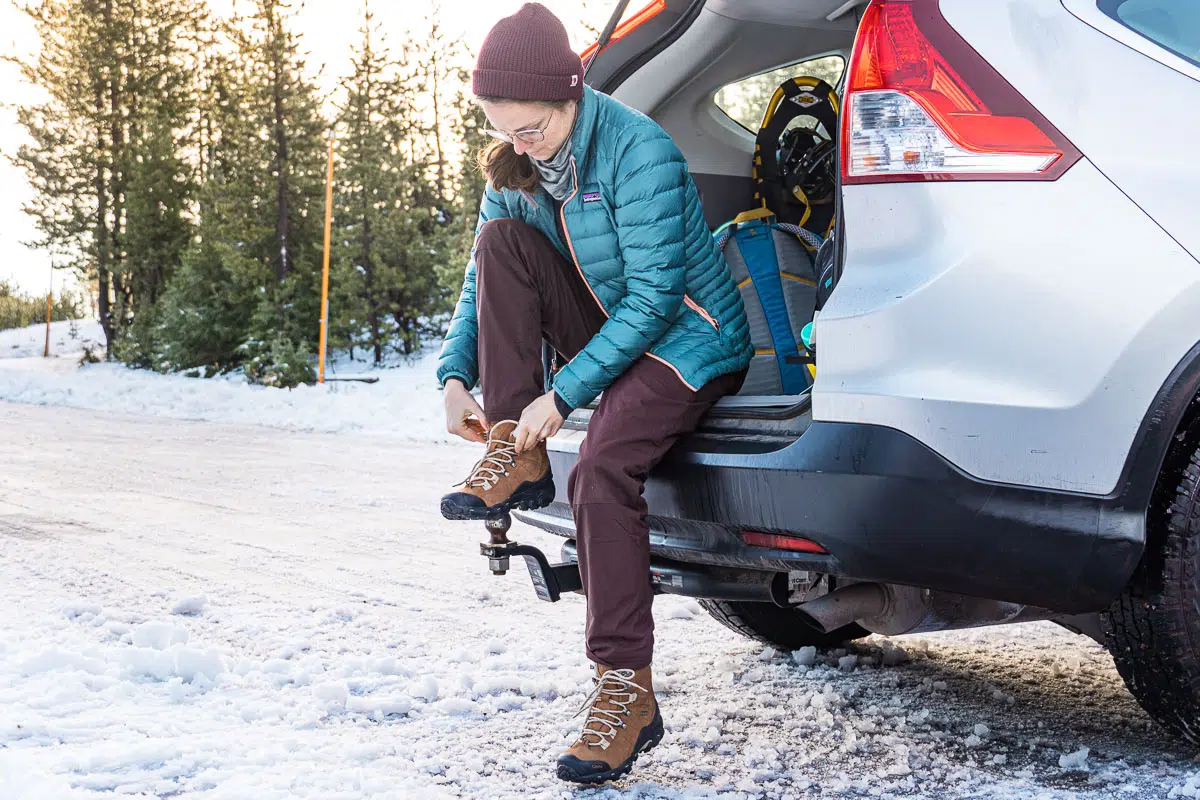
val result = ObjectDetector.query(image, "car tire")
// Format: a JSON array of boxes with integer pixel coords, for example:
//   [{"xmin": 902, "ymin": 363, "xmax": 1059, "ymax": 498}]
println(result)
[
  {"xmin": 1102, "ymin": 438, "xmax": 1200, "ymax": 744},
  {"xmin": 699, "ymin": 598, "xmax": 870, "ymax": 650}
]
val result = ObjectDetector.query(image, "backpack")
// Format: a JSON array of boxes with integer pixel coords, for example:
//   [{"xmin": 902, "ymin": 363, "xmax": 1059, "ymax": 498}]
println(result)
[
  {"xmin": 715, "ymin": 76, "xmax": 841, "ymax": 394},
  {"xmin": 716, "ymin": 208, "xmax": 823, "ymax": 395}
]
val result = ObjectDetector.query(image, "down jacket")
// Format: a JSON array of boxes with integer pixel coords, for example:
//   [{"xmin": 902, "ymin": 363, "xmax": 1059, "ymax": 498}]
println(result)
[{"xmin": 437, "ymin": 85, "xmax": 752, "ymax": 410}]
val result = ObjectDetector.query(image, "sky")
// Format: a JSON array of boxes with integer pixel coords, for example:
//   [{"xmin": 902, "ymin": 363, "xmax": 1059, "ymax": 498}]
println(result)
[{"xmin": 0, "ymin": 0, "xmax": 616, "ymax": 294}]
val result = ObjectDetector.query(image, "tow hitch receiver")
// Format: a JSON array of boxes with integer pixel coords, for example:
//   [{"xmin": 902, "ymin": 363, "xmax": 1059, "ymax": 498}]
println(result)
[{"xmin": 479, "ymin": 513, "xmax": 582, "ymax": 602}]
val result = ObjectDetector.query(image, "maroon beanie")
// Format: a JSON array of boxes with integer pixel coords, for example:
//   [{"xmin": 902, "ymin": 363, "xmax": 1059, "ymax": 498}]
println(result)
[{"xmin": 472, "ymin": 3, "xmax": 584, "ymax": 102}]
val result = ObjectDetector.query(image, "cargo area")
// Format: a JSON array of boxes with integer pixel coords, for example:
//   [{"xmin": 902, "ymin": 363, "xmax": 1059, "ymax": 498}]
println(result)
[{"xmin": 570, "ymin": 0, "xmax": 866, "ymax": 428}]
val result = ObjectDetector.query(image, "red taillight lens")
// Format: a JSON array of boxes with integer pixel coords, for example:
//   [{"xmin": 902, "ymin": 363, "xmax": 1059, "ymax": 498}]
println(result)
[
  {"xmin": 580, "ymin": 0, "xmax": 667, "ymax": 63},
  {"xmin": 741, "ymin": 531, "xmax": 828, "ymax": 554},
  {"xmin": 841, "ymin": 0, "xmax": 1080, "ymax": 183}
]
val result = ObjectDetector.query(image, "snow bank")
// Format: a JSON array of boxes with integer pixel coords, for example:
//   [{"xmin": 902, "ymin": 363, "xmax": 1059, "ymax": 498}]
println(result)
[
  {"xmin": 0, "ymin": 321, "xmax": 453, "ymax": 441},
  {"xmin": 0, "ymin": 318, "xmax": 100, "ymax": 359}
]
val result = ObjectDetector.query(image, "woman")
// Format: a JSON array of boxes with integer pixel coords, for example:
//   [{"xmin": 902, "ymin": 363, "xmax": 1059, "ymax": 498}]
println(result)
[{"xmin": 437, "ymin": 2, "xmax": 752, "ymax": 785}]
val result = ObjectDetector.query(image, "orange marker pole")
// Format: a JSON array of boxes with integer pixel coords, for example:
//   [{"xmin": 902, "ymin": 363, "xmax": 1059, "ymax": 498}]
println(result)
[
  {"xmin": 43, "ymin": 267, "xmax": 52, "ymax": 358},
  {"xmin": 318, "ymin": 136, "xmax": 335, "ymax": 384}
]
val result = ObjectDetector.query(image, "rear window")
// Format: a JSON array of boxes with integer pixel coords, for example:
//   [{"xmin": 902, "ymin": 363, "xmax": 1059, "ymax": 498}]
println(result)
[
  {"xmin": 1099, "ymin": 0, "xmax": 1200, "ymax": 68},
  {"xmin": 714, "ymin": 56, "xmax": 845, "ymax": 132}
]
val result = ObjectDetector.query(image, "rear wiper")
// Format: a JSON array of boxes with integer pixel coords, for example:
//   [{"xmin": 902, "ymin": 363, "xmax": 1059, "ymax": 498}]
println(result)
[
  {"xmin": 584, "ymin": 0, "xmax": 632, "ymax": 75},
  {"xmin": 826, "ymin": 1, "xmax": 865, "ymax": 21}
]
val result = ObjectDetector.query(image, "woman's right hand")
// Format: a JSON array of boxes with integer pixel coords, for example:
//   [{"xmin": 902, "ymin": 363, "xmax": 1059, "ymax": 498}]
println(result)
[{"xmin": 444, "ymin": 379, "xmax": 490, "ymax": 444}]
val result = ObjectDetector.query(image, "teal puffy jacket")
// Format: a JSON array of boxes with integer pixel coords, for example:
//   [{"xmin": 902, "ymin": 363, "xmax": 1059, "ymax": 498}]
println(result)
[{"xmin": 437, "ymin": 85, "xmax": 753, "ymax": 410}]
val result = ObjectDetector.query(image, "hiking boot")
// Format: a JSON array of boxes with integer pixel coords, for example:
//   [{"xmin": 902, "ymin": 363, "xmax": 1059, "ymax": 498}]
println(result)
[
  {"xmin": 440, "ymin": 420, "xmax": 555, "ymax": 520},
  {"xmin": 556, "ymin": 664, "xmax": 664, "ymax": 784}
]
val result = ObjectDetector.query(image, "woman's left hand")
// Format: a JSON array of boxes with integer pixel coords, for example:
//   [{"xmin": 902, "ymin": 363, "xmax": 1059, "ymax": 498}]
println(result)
[{"xmin": 514, "ymin": 391, "xmax": 565, "ymax": 453}]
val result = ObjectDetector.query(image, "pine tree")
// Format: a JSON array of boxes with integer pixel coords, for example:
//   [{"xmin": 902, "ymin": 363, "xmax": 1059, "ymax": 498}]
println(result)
[
  {"xmin": 397, "ymin": 7, "xmax": 468, "ymax": 349},
  {"xmin": 116, "ymin": 0, "xmax": 209, "ymax": 365},
  {"xmin": 153, "ymin": 37, "xmax": 272, "ymax": 374},
  {"xmin": 9, "ymin": 0, "xmax": 124, "ymax": 354},
  {"xmin": 327, "ymin": 4, "xmax": 463, "ymax": 363},
  {"xmin": 437, "ymin": 75, "xmax": 488, "ymax": 300},
  {"xmin": 155, "ymin": 0, "xmax": 328, "ymax": 383},
  {"xmin": 8, "ymin": 0, "xmax": 206, "ymax": 359},
  {"xmin": 232, "ymin": 0, "xmax": 328, "ymax": 358},
  {"xmin": 332, "ymin": 5, "xmax": 402, "ymax": 364}
]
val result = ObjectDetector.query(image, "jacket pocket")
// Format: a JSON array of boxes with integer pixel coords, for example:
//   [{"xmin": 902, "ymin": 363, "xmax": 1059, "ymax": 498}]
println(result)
[{"xmin": 683, "ymin": 295, "xmax": 720, "ymax": 331}]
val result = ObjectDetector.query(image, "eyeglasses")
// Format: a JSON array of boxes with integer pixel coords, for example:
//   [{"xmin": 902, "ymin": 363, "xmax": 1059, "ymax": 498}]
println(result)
[{"xmin": 483, "ymin": 110, "xmax": 554, "ymax": 145}]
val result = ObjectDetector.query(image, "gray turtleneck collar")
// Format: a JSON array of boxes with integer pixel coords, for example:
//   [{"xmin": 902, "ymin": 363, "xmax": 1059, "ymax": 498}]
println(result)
[{"xmin": 531, "ymin": 107, "xmax": 578, "ymax": 202}]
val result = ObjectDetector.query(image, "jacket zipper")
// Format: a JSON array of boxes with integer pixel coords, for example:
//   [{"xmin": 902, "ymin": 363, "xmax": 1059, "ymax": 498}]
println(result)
[
  {"xmin": 559, "ymin": 155, "xmax": 702, "ymax": 393},
  {"xmin": 560, "ymin": 157, "xmax": 609, "ymax": 318},
  {"xmin": 683, "ymin": 294, "xmax": 720, "ymax": 331}
]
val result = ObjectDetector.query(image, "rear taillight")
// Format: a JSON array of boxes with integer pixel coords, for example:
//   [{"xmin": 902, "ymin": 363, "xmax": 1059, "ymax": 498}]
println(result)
[
  {"xmin": 841, "ymin": 0, "xmax": 1080, "ymax": 183},
  {"xmin": 741, "ymin": 531, "xmax": 828, "ymax": 554},
  {"xmin": 579, "ymin": 0, "xmax": 667, "ymax": 63}
]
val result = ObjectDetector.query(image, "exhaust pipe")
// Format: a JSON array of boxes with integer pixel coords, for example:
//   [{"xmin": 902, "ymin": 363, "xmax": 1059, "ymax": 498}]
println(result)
[
  {"xmin": 793, "ymin": 582, "xmax": 889, "ymax": 633},
  {"xmin": 795, "ymin": 582, "xmax": 1057, "ymax": 636},
  {"xmin": 556, "ymin": 541, "xmax": 1059, "ymax": 635}
]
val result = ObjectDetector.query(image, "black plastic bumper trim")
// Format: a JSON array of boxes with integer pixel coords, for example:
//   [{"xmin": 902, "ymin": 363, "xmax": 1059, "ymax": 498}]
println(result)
[{"xmin": 523, "ymin": 421, "xmax": 1142, "ymax": 614}]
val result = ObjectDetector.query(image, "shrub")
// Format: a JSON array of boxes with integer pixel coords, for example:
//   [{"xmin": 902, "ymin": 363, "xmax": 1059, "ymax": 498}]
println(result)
[{"xmin": 242, "ymin": 336, "xmax": 316, "ymax": 389}]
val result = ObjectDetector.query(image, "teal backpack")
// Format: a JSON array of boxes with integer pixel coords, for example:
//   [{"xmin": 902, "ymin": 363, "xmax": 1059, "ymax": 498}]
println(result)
[
  {"xmin": 716, "ymin": 208, "xmax": 823, "ymax": 394},
  {"xmin": 714, "ymin": 75, "xmax": 839, "ymax": 395}
]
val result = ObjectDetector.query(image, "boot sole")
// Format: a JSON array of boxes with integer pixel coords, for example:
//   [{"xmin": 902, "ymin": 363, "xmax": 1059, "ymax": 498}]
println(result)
[
  {"xmin": 556, "ymin": 709, "xmax": 665, "ymax": 785},
  {"xmin": 439, "ymin": 472, "xmax": 556, "ymax": 521}
]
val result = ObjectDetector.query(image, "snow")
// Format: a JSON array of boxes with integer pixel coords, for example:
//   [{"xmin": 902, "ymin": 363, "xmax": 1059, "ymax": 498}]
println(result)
[
  {"xmin": 130, "ymin": 620, "xmax": 189, "ymax": 649},
  {"xmin": 171, "ymin": 595, "xmax": 208, "ymax": 616},
  {"xmin": 1059, "ymin": 747, "xmax": 1091, "ymax": 771},
  {"xmin": 1172, "ymin": 774, "xmax": 1200, "ymax": 798},
  {"xmin": 793, "ymin": 646, "xmax": 818, "ymax": 667},
  {"xmin": 0, "ymin": 320, "xmax": 455, "ymax": 442},
  {"xmin": 1, "ymin": 354, "xmax": 1200, "ymax": 796}
]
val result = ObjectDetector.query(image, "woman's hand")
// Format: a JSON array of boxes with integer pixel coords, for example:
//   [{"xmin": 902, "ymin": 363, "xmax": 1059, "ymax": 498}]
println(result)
[
  {"xmin": 444, "ymin": 379, "xmax": 489, "ymax": 444},
  {"xmin": 514, "ymin": 391, "xmax": 564, "ymax": 452}
]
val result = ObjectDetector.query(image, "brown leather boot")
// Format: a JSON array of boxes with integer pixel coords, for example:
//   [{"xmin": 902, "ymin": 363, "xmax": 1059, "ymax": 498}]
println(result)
[
  {"xmin": 440, "ymin": 420, "xmax": 555, "ymax": 520},
  {"xmin": 556, "ymin": 664, "xmax": 664, "ymax": 784}
]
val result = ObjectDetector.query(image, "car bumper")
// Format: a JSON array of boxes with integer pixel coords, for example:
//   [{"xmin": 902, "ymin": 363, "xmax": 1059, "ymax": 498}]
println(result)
[{"xmin": 515, "ymin": 420, "xmax": 1144, "ymax": 614}]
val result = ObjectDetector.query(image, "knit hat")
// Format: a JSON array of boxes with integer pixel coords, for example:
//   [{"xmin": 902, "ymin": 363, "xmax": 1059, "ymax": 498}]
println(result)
[{"xmin": 472, "ymin": 3, "xmax": 584, "ymax": 102}]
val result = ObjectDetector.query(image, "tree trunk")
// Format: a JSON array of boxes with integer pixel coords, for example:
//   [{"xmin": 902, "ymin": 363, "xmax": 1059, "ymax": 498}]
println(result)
[
  {"xmin": 270, "ymin": 4, "xmax": 291, "ymax": 283},
  {"xmin": 361, "ymin": 214, "xmax": 381, "ymax": 365},
  {"xmin": 106, "ymin": 0, "xmax": 126, "ymax": 342},
  {"xmin": 94, "ymin": 16, "xmax": 113, "ymax": 356},
  {"xmin": 430, "ymin": 52, "xmax": 446, "ymax": 206},
  {"xmin": 360, "ymin": 64, "xmax": 382, "ymax": 366},
  {"xmin": 95, "ymin": 146, "xmax": 113, "ymax": 353}
]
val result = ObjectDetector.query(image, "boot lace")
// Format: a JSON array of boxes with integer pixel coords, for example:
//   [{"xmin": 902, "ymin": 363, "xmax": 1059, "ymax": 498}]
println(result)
[
  {"xmin": 573, "ymin": 668, "xmax": 646, "ymax": 750},
  {"xmin": 457, "ymin": 420, "xmax": 520, "ymax": 491}
]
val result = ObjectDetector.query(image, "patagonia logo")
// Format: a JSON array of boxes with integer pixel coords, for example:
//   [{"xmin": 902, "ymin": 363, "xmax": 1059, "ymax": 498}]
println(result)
[{"xmin": 582, "ymin": 192, "xmax": 602, "ymax": 204}]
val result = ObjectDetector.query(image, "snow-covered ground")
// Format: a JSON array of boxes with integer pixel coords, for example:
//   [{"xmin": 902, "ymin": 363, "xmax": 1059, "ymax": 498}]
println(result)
[
  {"xmin": 1, "ymin": 401, "xmax": 1199, "ymax": 799},
  {"xmin": 0, "ymin": 321, "xmax": 452, "ymax": 442},
  {"xmin": 2, "ymin": 322, "xmax": 1200, "ymax": 797}
]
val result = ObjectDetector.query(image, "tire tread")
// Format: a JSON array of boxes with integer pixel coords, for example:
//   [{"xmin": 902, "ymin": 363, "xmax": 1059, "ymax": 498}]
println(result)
[
  {"xmin": 699, "ymin": 598, "xmax": 868, "ymax": 650},
  {"xmin": 1102, "ymin": 449, "xmax": 1200, "ymax": 744}
]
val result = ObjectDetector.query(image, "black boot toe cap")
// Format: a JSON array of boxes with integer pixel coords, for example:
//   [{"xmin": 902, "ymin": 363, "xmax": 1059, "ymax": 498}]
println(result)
[
  {"xmin": 555, "ymin": 755, "xmax": 613, "ymax": 783},
  {"xmin": 439, "ymin": 492, "xmax": 485, "ymax": 520}
]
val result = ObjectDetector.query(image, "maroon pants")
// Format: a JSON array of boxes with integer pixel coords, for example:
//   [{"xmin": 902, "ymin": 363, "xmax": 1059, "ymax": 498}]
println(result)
[{"xmin": 475, "ymin": 219, "xmax": 744, "ymax": 670}]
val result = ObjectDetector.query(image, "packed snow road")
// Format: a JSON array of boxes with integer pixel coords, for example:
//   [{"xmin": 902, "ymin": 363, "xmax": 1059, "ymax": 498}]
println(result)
[{"xmin": 1, "ymin": 402, "xmax": 1198, "ymax": 799}]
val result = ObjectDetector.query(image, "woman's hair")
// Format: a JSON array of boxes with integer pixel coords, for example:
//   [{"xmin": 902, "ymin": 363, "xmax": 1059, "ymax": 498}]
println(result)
[{"xmin": 475, "ymin": 97, "xmax": 574, "ymax": 194}]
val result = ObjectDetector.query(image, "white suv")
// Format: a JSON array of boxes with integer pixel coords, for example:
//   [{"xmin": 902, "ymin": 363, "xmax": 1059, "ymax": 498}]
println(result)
[{"xmin": 513, "ymin": 0, "xmax": 1200, "ymax": 743}]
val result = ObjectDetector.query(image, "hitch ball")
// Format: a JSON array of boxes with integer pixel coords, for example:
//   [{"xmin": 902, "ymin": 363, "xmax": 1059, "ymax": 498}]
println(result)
[{"xmin": 484, "ymin": 513, "xmax": 513, "ymax": 575}]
